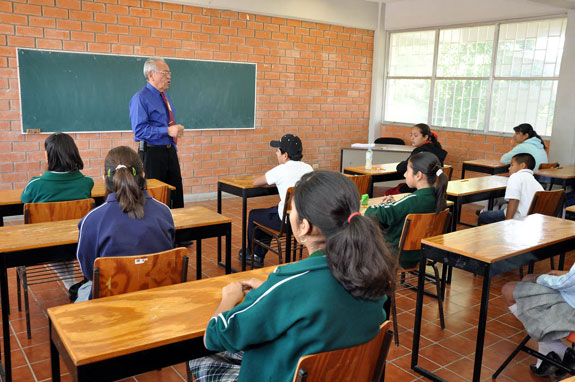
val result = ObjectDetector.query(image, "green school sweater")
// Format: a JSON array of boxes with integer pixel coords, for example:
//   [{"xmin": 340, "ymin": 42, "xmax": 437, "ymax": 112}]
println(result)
[
  {"xmin": 20, "ymin": 171, "xmax": 94, "ymax": 203},
  {"xmin": 205, "ymin": 250, "xmax": 387, "ymax": 382},
  {"xmin": 364, "ymin": 187, "xmax": 436, "ymax": 268}
]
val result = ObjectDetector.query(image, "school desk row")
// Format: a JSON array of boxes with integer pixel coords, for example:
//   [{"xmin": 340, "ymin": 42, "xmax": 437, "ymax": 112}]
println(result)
[{"xmin": 42, "ymin": 213, "xmax": 575, "ymax": 382}]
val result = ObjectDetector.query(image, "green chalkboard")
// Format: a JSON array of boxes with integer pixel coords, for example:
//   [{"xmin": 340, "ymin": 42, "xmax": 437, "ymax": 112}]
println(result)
[{"xmin": 18, "ymin": 49, "xmax": 256, "ymax": 133}]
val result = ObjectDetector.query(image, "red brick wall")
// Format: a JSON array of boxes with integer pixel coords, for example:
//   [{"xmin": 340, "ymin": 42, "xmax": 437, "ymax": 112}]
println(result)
[
  {"xmin": 381, "ymin": 124, "xmax": 551, "ymax": 179},
  {"xmin": 0, "ymin": 0, "xmax": 374, "ymax": 194}
]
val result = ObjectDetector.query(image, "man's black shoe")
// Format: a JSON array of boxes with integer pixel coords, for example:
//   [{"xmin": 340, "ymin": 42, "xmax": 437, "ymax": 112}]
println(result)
[
  {"xmin": 530, "ymin": 351, "xmax": 561, "ymax": 377},
  {"xmin": 238, "ymin": 249, "xmax": 264, "ymax": 268},
  {"xmin": 554, "ymin": 347, "xmax": 575, "ymax": 379}
]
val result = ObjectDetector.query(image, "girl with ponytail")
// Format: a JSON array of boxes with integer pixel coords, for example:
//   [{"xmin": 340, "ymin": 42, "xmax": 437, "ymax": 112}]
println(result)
[
  {"xmin": 386, "ymin": 123, "xmax": 448, "ymax": 195},
  {"xmin": 365, "ymin": 152, "xmax": 448, "ymax": 268},
  {"xmin": 500, "ymin": 123, "xmax": 548, "ymax": 170},
  {"xmin": 75, "ymin": 146, "xmax": 175, "ymax": 302},
  {"xmin": 189, "ymin": 170, "xmax": 397, "ymax": 382}
]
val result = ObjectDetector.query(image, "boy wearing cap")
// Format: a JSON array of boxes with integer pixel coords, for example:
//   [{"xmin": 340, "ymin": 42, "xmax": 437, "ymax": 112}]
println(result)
[{"xmin": 241, "ymin": 134, "xmax": 313, "ymax": 267}]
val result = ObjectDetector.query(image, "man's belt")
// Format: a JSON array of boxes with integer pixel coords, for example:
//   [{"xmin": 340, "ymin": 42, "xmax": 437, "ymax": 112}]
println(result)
[{"xmin": 139, "ymin": 141, "xmax": 172, "ymax": 151}]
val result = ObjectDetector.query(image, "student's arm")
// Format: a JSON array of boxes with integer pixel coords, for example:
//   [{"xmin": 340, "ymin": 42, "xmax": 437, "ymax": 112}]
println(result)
[
  {"xmin": 364, "ymin": 195, "xmax": 414, "ymax": 228},
  {"xmin": 500, "ymin": 143, "xmax": 523, "ymax": 164},
  {"xmin": 76, "ymin": 217, "xmax": 97, "ymax": 281},
  {"xmin": 253, "ymin": 175, "xmax": 268, "ymax": 186},
  {"xmin": 505, "ymin": 199, "xmax": 519, "ymax": 219}
]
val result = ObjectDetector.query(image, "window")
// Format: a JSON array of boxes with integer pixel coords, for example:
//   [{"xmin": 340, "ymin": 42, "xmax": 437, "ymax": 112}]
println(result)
[{"xmin": 384, "ymin": 17, "xmax": 567, "ymax": 136}]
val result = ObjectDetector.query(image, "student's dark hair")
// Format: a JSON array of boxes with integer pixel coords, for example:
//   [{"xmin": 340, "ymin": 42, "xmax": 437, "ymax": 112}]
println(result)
[
  {"xmin": 104, "ymin": 146, "xmax": 147, "ymax": 219},
  {"xmin": 413, "ymin": 123, "xmax": 442, "ymax": 150},
  {"xmin": 293, "ymin": 170, "xmax": 397, "ymax": 300},
  {"xmin": 512, "ymin": 153, "xmax": 536, "ymax": 171},
  {"xmin": 279, "ymin": 148, "xmax": 303, "ymax": 161},
  {"xmin": 513, "ymin": 123, "xmax": 546, "ymax": 150},
  {"xmin": 44, "ymin": 133, "xmax": 84, "ymax": 172},
  {"xmin": 408, "ymin": 152, "xmax": 448, "ymax": 214}
]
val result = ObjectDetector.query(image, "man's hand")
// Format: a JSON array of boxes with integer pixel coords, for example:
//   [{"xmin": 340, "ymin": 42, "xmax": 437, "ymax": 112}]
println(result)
[{"xmin": 168, "ymin": 124, "xmax": 184, "ymax": 138}]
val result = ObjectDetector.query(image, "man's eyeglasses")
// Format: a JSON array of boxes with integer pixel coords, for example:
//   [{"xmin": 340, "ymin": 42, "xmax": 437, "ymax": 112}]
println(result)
[{"xmin": 155, "ymin": 70, "xmax": 171, "ymax": 76}]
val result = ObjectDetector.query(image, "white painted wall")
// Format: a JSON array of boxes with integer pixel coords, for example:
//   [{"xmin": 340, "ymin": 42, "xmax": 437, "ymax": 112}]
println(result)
[{"xmin": 174, "ymin": 0, "xmax": 380, "ymax": 29}]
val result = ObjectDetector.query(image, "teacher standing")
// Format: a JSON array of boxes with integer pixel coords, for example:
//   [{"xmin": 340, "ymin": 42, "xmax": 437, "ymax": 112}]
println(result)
[{"xmin": 129, "ymin": 57, "xmax": 185, "ymax": 208}]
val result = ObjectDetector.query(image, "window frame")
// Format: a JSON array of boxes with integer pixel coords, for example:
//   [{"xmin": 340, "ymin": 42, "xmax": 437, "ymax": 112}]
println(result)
[{"xmin": 382, "ymin": 14, "xmax": 567, "ymax": 138}]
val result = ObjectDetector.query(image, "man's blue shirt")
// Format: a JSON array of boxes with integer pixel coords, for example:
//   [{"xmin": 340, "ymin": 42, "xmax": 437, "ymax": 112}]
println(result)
[{"xmin": 129, "ymin": 83, "xmax": 176, "ymax": 146}]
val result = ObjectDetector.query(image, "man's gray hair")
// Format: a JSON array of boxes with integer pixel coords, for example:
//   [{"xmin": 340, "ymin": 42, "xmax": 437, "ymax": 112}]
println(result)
[{"xmin": 143, "ymin": 57, "xmax": 166, "ymax": 81}]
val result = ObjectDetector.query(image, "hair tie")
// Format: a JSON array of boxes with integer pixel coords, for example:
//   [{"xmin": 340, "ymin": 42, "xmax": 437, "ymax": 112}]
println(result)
[
  {"xmin": 436, "ymin": 169, "xmax": 443, "ymax": 177},
  {"xmin": 347, "ymin": 212, "xmax": 361, "ymax": 224},
  {"xmin": 108, "ymin": 164, "xmax": 137, "ymax": 177},
  {"xmin": 431, "ymin": 132, "xmax": 437, "ymax": 139}
]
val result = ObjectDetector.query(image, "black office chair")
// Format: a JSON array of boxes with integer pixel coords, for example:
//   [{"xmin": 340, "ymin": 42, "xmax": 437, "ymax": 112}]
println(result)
[{"xmin": 374, "ymin": 137, "xmax": 405, "ymax": 145}]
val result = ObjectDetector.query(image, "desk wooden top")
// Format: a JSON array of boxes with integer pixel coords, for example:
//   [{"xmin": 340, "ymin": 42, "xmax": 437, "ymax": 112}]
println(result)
[
  {"xmin": 0, "ymin": 206, "xmax": 230, "ymax": 254},
  {"xmin": 462, "ymin": 159, "xmax": 510, "ymax": 169},
  {"xmin": 360, "ymin": 194, "xmax": 454, "ymax": 214},
  {"xmin": 0, "ymin": 179, "xmax": 175, "ymax": 207},
  {"xmin": 218, "ymin": 175, "xmax": 276, "ymax": 190},
  {"xmin": 447, "ymin": 175, "xmax": 508, "ymax": 197},
  {"xmin": 422, "ymin": 214, "xmax": 575, "ymax": 263},
  {"xmin": 48, "ymin": 266, "xmax": 274, "ymax": 366},
  {"xmin": 345, "ymin": 163, "xmax": 453, "ymax": 177},
  {"xmin": 534, "ymin": 166, "xmax": 575, "ymax": 180},
  {"xmin": 567, "ymin": 205, "xmax": 575, "ymax": 213},
  {"xmin": 560, "ymin": 377, "xmax": 575, "ymax": 382}
]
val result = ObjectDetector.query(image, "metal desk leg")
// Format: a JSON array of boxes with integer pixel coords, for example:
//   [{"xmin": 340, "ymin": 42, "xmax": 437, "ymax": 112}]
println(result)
[
  {"xmin": 50, "ymin": 321, "xmax": 61, "ymax": 382},
  {"xmin": 472, "ymin": 268, "xmax": 492, "ymax": 382},
  {"xmin": 196, "ymin": 240, "xmax": 202, "ymax": 280},
  {"xmin": 225, "ymin": 224, "xmax": 232, "ymax": 274},
  {"xmin": 217, "ymin": 184, "xmax": 222, "ymax": 264},
  {"xmin": 461, "ymin": 165, "xmax": 466, "ymax": 179},
  {"xmin": 452, "ymin": 200, "xmax": 461, "ymax": 232},
  {"xmin": 241, "ymin": 194, "xmax": 248, "ymax": 271},
  {"xmin": 285, "ymin": 224, "xmax": 292, "ymax": 263},
  {"xmin": 1, "ymin": 263, "xmax": 11, "ymax": 382}
]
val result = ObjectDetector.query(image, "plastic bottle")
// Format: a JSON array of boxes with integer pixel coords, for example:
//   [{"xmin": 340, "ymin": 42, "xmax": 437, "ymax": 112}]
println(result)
[{"xmin": 365, "ymin": 145, "xmax": 373, "ymax": 170}]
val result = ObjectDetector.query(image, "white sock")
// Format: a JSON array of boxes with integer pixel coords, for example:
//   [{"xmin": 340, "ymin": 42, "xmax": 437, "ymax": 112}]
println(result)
[
  {"xmin": 536, "ymin": 340, "xmax": 568, "ymax": 367},
  {"xmin": 508, "ymin": 303, "xmax": 519, "ymax": 318}
]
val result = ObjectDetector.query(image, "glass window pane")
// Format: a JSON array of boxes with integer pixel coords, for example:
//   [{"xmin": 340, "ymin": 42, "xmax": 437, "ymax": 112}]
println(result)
[
  {"xmin": 388, "ymin": 31, "xmax": 435, "ymax": 76},
  {"xmin": 385, "ymin": 79, "xmax": 430, "ymax": 124},
  {"xmin": 489, "ymin": 80, "xmax": 557, "ymax": 136},
  {"xmin": 432, "ymin": 80, "xmax": 488, "ymax": 130},
  {"xmin": 437, "ymin": 26, "xmax": 494, "ymax": 77},
  {"xmin": 496, "ymin": 18, "xmax": 567, "ymax": 78}
]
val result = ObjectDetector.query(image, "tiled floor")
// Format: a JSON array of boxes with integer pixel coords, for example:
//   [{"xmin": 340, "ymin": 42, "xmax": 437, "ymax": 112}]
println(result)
[{"xmin": 4, "ymin": 194, "xmax": 571, "ymax": 381}]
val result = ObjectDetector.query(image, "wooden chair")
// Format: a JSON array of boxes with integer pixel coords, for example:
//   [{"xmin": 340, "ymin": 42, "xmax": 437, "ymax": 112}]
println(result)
[
  {"xmin": 391, "ymin": 209, "xmax": 451, "ymax": 346},
  {"xmin": 147, "ymin": 185, "xmax": 170, "ymax": 206},
  {"xmin": 520, "ymin": 189, "xmax": 566, "ymax": 276},
  {"xmin": 344, "ymin": 174, "xmax": 371, "ymax": 196},
  {"xmin": 251, "ymin": 187, "xmax": 302, "ymax": 267},
  {"xmin": 92, "ymin": 247, "xmax": 189, "ymax": 298},
  {"xmin": 539, "ymin": 162, "xmax": 560, "ymax": 190},
  {"xmin": 374, "ymin": 137, "xmax": 405, "ymax": 145},
  {"xmin": 293, "ymin": 321, "xmax": 393, "ymax": 382},
  {"xmin": 442, "ymin": 165, "xmax": 453, "ymax": 181},
  {"xmin": 493, "ymin": 331, "xmax": 575, "ymax": 379},
  {"xmin": 18, "ymin": 198, "xmax": 95, "ymax": 338}
]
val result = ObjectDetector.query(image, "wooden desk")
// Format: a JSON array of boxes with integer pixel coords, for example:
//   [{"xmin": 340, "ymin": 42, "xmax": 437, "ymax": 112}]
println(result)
[
  {"xmin": 461, "ymin": 159, "xmax": 509, "ymax": 179},
  {"xmin": 49, "ymin": 267, "xmax": 273, "ymax": 382},
  {"xmin": 217, "ymin": 175, "xmax": 279, "ymax": 270},
  {"xmin": 534, "ymin": 166, "xmax": 575, "ymax": 191},
  {"xmin": 0, "ymin": 179, "xmax": 175, "ymax": 226},
  {"xmin": 411, "ymin": 214, "xmax": 575, "ymax": 382},
  {"xmin": 447, "ymin": 175, "xmax": 508, "ymax": 231},
  {"xmin": 0, "ymin": 206, "xmax": 231, "ymax": 382},
  {"xmin": 340, "ymin": 144, "xmax": 413, "ymax": 172}
]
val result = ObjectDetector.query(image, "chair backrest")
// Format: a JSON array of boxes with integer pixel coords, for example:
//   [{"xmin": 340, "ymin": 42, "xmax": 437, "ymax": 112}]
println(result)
[
  {"xmin": 344, "ymin": 174, "xmax": 371, "ymax": 196},
  {"xmin": 527, "ymin": 189, "xmax": 564, "ymax": 217},
  {"xmin": 147, "ymin": 185, "xmax": 169, "ymax": 205},
  {"xmin": 92, "ymin": 247, "xmax": 189, "ymax": 298},
  {"xmin": 442, "ymin": 166, "xmax": 453, "ymax": 181},
  {"xmin": 293, "ymin": 321, "xmax": 393, "ymax": 382},
  {"xmin": 539, "ymin": 162, "xmax": 559, "ymax": 170},
  {"xmin": 398, "ymin": 209, "xmax": 451, "ymax": 253},
  {"xmin": 278, "ymin": 187, "xmax": 295, "ymax": 235},
  {"xmin": 374, "ymin": 137, "xmax": 405, "ymax": 145},
  {"xmin": 24, "ymin": 198, "xmax": 95, "ymax": 224}
]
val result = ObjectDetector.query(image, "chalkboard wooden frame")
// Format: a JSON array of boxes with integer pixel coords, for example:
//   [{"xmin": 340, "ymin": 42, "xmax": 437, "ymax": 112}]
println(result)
[{"xmin": 17, "ymin": 49, "xmax": 257, "ymax": 133}]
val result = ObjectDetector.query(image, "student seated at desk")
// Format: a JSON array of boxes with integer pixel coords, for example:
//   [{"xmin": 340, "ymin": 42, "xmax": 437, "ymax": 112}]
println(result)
[
  {"xmin": 240, "ymin": 134, "xmax": 313, "ymax": 268},
  {"xmin": 502, "ymin": 263, "xmax": 575, "ymax": 378},
  {"xmin": 365, "ymin": 152, "xmax": 448, "ymax": 269},
  {"xmin": 75, "ymin": 146, "xmax": 175, "ymax": 302},
  {"xmin": 21, "ymin": 132, "xmax": 94, "ymax": 289},
  {"xmin": 386, "ymin": 123, "xmax": 447, "ymax": 195},
  {"xmin": 478, "ymin": 153, "xmax": 543, "ymax": 225},
  {"xmin": 189, "ymin": 171, "xmax": 397, "ymax": 382},
  {"xmin": 500, "ymin": 123, "xmax": 548, "ymax": 170}
]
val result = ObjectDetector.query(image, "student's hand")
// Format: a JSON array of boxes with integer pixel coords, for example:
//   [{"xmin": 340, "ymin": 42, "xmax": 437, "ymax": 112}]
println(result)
[
  {"xmin": 379, "ymin": 195, "xmax": 395, "ymax": 205},
  {"xmin": 240, "ymin": 278, "xmax": 264, "ymax": 292},
  {"xmin": 547, "ymin": 270, "xmax": 568, "ymax": 277},
  {"xmin": 221, "ymin": 282, "xmax": 245, "ymax": 304},
  {"xmin": 168, "ymin": 124, "xmax": 184, "ymax": 138}
]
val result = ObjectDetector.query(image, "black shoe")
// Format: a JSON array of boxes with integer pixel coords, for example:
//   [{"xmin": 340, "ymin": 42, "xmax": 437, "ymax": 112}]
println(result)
[
  {"xmin": 238, "ymin": 249, "xmax": 264, "ymax": 268},
  {"xmin": 176, "ymin": 240, "xmax": 194, "ymax": 247},
  {"xmin": 530, "ymin": 351, "xmax": 562, "ymax": 377},
  {"xmin": 68, "ymin": 278, "xmax": 89, "ymax": 302},
  {"xmin": 554, "ymin": 347, "xmax": 575, "ymax": 379},
  {"xmin": 475, "ymin": 209, "xmax": 482, "ymax": 217}
]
